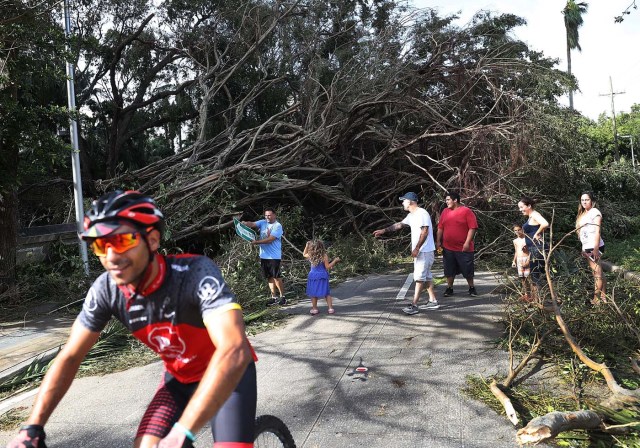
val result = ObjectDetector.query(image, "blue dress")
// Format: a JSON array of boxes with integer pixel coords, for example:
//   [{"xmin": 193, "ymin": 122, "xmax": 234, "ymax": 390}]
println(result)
[{"xmin": 306, "ymin": 262, "xmax": 330, "ymax": 297}]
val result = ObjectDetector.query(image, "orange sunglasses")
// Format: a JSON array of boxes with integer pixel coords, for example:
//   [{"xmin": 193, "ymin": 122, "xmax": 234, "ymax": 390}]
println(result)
[{"xmin": 90, "ymin": 233, "xmax": 142, "ymax": 257}]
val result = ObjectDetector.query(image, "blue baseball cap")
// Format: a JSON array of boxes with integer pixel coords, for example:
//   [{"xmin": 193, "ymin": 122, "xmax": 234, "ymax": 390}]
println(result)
[{"xmin": 399, "ymin": 192, "xmax": 419, "ymax": 202}]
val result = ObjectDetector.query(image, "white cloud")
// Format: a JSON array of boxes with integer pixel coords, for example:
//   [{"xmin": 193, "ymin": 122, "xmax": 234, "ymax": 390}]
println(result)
[{"xmin": 411, "ymin": 0, "xmax": 640, "ymax": 119}]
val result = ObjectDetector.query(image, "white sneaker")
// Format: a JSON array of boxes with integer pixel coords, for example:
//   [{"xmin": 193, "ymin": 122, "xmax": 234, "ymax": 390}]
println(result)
[{"xmin": 402, "ymin": 304, "xmax": 419, "ymax": 315}]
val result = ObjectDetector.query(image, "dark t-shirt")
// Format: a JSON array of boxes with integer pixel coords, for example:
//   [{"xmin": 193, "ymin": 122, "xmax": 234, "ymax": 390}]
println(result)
[{"xmin": 78, "ymin": 254, "xmax": 241, "ymax": 383}]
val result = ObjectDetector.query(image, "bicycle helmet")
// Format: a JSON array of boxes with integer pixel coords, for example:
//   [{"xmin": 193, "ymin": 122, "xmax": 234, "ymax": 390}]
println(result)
[{"xmin": 80, "ymin": 190, "xmax": 165, "ymax": 239}]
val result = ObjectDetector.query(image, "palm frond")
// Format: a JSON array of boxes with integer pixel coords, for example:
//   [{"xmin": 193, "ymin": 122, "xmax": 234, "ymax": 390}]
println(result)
[{"xmin": 563, "ymin": 1, "xmax": 589, "ymax": 51}]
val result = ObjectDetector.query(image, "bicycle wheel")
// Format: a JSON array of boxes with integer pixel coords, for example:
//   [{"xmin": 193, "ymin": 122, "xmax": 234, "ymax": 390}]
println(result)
[{"xmin": 254, "ymin": 415, "xmax": 296, "ymax": 448}]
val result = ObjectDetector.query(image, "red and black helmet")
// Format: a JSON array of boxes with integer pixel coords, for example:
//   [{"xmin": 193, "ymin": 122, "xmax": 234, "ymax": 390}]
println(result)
[{"xmin": 80, "ymin": 190, "xmax": 165, "ymax": 240}]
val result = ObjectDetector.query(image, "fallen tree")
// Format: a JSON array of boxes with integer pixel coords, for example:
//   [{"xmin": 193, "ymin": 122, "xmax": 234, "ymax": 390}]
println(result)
[
  {"xmin": 490, "ymin": 222, "xmax": 640, "ymax": 445},
  {"xmin": 100, "ymin": 7, "xmax": 572, "ymax": 243}
]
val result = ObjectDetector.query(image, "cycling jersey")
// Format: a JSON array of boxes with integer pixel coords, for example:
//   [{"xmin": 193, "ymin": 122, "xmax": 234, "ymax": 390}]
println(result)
[{"xmin": 78, "ymin": 253, "xmax": 254, "ymax": 383}]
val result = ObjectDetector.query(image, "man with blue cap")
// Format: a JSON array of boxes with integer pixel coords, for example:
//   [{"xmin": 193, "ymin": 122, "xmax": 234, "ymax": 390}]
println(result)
[{"xmin": 373, "ymin": 192, "xmax": 438, "ymax": 315}]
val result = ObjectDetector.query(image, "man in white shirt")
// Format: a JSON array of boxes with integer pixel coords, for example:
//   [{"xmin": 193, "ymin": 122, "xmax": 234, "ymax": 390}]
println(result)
[{"xmin": 373, "ymin": 192, "xmax": 438, "ymax": 315}]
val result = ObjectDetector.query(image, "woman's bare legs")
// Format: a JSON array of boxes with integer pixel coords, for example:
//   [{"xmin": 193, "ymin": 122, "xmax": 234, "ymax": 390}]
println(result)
[{"xmin": 589, "ymin": 258, "xmax": 607, "ymax": 304}]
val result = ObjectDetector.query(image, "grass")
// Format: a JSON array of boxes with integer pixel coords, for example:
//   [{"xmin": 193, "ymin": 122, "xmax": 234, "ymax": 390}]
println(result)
[
  {"xmin": 0, "ymin": 325, "xmax": 159, "ymax": 431},
  {"xmin": 604, "ymin": 234, "xmax": 640, "ymax": 272},
  {"xmin": 462, "ymin": 373, "xmax": 578, "ymax": 422},
  {"xmin": 0, "ymin": 407, "xmax": 30, "ymax": 432}
]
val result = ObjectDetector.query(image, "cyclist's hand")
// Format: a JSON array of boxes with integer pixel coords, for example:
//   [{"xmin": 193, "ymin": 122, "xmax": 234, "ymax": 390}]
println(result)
[
  {"xmin": 6, "ymin": 425, "xmax": 47, "ymax": 448},
  {"xmin": 154, "ymin": 426, "xmax": 193, "ymax": 448}
]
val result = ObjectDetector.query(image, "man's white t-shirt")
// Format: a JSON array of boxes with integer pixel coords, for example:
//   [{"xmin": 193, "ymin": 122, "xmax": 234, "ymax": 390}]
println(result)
[{"xmin": 402, "ymin": 207, "xmax": 435, "ymax": 252}]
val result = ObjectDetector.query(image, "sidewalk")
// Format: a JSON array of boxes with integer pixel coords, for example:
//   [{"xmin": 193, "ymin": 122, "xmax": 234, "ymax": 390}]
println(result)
[
  {"xmin": 0, "ymin": 314, "xmax": 74, "ymax": 382},
  {"xmin": 0, "ymin": 269, "xmax": 526, "ymax": 447}
]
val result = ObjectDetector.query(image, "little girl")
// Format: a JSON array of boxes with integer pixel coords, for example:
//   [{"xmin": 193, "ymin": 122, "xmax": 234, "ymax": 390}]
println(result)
[
  {"xmin": 303, "ymin": 240, "xmax": 341, "ymax": 315},
  {"xmin": 512, "ymin": 225, "xmax": 531, "ymax": 301}
]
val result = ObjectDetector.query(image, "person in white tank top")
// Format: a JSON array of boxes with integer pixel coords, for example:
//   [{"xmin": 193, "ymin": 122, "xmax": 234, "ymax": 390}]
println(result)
[{"xmin": 575, "ymin": 191, "xmax": 606, "ymax": 305}]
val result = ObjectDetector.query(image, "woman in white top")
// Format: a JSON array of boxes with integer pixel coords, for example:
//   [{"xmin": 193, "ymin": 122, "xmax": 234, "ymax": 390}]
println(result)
[{"xmin": 575, "ymin": 191, "xmax": 606, "ymax": 304}]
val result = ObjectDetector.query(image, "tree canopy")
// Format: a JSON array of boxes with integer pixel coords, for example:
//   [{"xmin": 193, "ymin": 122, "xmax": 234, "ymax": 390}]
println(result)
[{"xmin": 2, "ymin": 0, "xmax": 638, "ymax": 269}]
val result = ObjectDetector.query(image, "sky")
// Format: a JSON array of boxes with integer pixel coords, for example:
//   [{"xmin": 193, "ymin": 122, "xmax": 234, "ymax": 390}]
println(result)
[{"xmin": 410, "ymin": 0, "xmax": 640, "ymax": 120}]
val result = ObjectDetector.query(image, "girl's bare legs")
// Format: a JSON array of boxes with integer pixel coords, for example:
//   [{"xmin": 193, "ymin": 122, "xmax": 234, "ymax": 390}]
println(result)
[
  {"xmin": 589, "ymin": 259, "xmax": 607, "ymax": 304},
  {"xmin": 530, "ymin": 283, "xmax": 539, "ymax": 303},
  {"xmin": 520, "ymin": 278, "xmax": 530, "ymax": 300},
  {"xmin": 325, "ymin": 295, "xmax": 334, "ymax": 310},
  {"xmin": 311, "ymin": 297, "xmax": 319, "ymax": 312}
]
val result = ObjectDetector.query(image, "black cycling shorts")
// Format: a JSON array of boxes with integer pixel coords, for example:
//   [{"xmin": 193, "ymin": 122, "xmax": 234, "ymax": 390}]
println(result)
[
  {"xmin": 136, "ymin": 362, "xmax": 257, "ymax": 446},
  {"xmin": 260, "ymin": 259, "xmax": 282, "ymax": 279},
  {"xmin": 442, "ymin": 248, "xmax": 474, "ymax": 279}
]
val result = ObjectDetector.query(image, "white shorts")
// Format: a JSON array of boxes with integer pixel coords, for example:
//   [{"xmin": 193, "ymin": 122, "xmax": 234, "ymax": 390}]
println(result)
[{"xmin": 413, "ymin": 251, "xmax": 435, "ymax": 282}]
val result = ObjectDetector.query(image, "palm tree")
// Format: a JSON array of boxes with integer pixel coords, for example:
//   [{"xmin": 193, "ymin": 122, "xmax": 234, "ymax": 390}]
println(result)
[{"xmin": 563, "ymin": 0, "xmax": 589, "ymax": 111}]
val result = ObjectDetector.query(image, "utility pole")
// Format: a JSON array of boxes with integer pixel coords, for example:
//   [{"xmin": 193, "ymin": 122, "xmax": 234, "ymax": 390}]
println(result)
[
  {"xmin": 599, "ymin": 76, "xmax": 625, "ymax": 161},
  {"xmin": 619, "ymin": 135, "xmax": 636, "ymax": 170},
  {"xmin": 63, "ymin": 0, "xmax": 89, "ymax": 275}
]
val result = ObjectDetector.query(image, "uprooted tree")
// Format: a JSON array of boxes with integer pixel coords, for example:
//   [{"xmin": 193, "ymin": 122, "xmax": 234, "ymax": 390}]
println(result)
[
  {"xmin": 10, "ymin": 0, "xmax": 589, "ymax": 262},
  {"xmin": 98, "ymin": 4, "xmax": 573, "ymax": 244}
]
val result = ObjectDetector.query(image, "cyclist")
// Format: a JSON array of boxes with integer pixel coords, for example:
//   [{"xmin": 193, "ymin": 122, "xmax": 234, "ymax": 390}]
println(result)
[{"xmin": 7, "ymin": 190, "xmax": 257, "ymax": 448}]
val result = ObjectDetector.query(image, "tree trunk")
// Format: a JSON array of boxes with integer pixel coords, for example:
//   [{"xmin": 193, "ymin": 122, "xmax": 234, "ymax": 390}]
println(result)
[
  {"xmin": 0, "ymin": 185, "xmax": 18, "ymax": 294},
  {"xmin": 106, "ymin": 108, "xmax": 135, "ymax": 177},
  {"xmin": 0, "ymin": 84, "xmax": 19, "ymax": 294},
  {"xmin": 567, "ymin": 35, "xmax": 573, "ymax": 111}
]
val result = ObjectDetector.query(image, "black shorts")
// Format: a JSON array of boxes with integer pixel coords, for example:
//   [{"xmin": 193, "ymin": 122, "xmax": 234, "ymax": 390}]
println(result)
[
  {"xmin": 528, "ymin": 242, "xmax": 546, "ymax": 285},
  {"xmin": 584, "ymin": 246, "xmax": 605, "ymax": 255},
  {"xmin": 260, "ymin": 259, "xmax": 282, "ymax": 279},
  {"xmin": 136, "ymin": 362, "xmax": 257, "ymax": 444},
  {"xmin": 442, "ymin": 248, "xmax": 474, "ymax": 279}
]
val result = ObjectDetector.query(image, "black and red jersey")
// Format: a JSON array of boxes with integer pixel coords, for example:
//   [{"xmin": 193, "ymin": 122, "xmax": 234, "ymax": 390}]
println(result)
[{"xmin": 78, "ymin": 254, "xmax": 248, "ymax": 383}]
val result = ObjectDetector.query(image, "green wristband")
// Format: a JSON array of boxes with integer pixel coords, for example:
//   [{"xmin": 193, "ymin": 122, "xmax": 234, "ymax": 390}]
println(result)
[{"xmin": 173, "ymin": 422, "xmax": 196, "ymax": 442}]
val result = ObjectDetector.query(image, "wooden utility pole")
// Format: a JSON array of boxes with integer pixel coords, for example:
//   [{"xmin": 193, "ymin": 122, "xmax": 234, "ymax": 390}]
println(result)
[{"xmin": 599, "ymin": 76, "xmax": 625, "ymax": 161}]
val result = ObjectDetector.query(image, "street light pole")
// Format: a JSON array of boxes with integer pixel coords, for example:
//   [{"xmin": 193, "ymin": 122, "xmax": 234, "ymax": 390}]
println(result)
[{"xmin": 63, "ymin": 0, "xmax": 89, "ymax": 275}]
